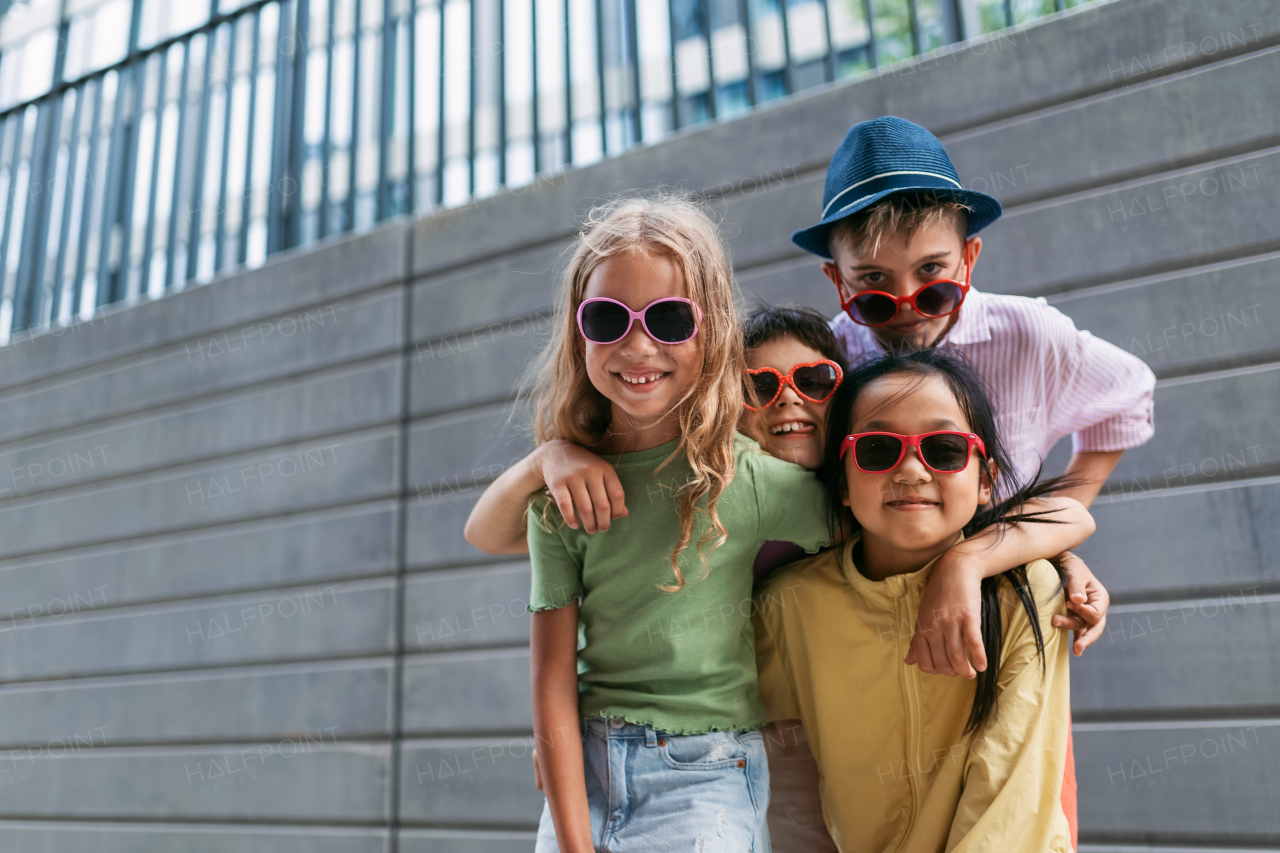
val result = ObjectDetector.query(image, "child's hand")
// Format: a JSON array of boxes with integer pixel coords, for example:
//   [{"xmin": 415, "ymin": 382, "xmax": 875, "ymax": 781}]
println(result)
[
  {"xmin": 537, "ymin": 440, "xmax": 628, "ymax": 533},
  {"xmin": 905, "ymin": 558, "xmax": 987, "ymax": 679},
  {"xmin": 1051, "ymin": 550, "xmax": 1110, "ymax": 656}
]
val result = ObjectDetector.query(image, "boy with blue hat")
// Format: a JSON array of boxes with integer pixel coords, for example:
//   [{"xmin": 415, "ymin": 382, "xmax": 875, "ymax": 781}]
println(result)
[{"xmin": 778, "ymin": 115, "xmax": 1156, "ymax": 851}]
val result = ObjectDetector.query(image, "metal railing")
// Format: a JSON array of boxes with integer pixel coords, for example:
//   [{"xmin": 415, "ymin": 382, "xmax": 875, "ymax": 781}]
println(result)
[{"xmin": 0, "ymin": 0, "xmax": 1091, "ymax": 344}]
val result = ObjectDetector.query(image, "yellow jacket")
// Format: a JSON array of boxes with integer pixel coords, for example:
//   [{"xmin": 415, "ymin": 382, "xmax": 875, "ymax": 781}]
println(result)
[{"xmin": 753, "ymin": 537, "xmax": 1072, "ymax": 853}]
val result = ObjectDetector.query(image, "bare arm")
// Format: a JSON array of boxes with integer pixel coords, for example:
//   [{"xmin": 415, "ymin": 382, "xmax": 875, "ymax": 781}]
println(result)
[
  {"xmin": 906, "ymin": 496, "xmax": 1095, "ymax": 678},
  {"xmin": 1056, "ymin": 449, "xmax": 1125, "ymax": 508},
  {"xmin": 463, "ymin": 441, "xmax": 628, "ymax": 554},
  {"xmin": 531, "ymin": 605, "xmax": 593, "ymax": 853}
]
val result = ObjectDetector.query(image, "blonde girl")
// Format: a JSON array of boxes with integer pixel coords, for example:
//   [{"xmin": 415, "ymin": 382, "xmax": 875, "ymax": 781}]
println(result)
[{"xmin": 504, "ymin": 195, "xmax": 831, "ymax": 852}]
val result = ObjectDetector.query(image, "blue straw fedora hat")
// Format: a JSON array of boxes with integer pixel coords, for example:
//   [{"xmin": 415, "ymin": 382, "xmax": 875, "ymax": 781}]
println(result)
[{"xmin": 791, "ymin": 116, "xmax": 1003, "ymax": 259}]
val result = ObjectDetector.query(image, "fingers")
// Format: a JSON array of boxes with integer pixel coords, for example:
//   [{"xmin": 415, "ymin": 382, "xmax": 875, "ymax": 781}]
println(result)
[
  {"xmin": 548, "ymin": 485, "xmax": 580, "ymax": 531},
  {"xmin": 604, "ymin": 470, "xmax": 628, "ymax": 519},
  {"xmin": 1072, "ymin": 613, "xmax": 1107, "ymax": 656},
  {"xmin": 565, "ymin": 480, "xmax": 595, "ymax": 532},
  {"xmin": 962, "ymin": 614, "xmax": 987, "ymax": 675},
  {"xmin": 906, "ymin": 628, "xmax": 935, "ymax": 673},
  {"xmin": 583, "ymin": 476, "xmax": 614, "ymax": 533},
  {"xmin": 1052, "ymin": 614, "xmax": 1087, "ymax": 631}
]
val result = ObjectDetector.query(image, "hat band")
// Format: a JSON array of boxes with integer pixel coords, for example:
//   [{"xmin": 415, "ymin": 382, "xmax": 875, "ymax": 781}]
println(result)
[{"xmin": 821, "ymin": 170, "xmax": 963, "ymax": 218}]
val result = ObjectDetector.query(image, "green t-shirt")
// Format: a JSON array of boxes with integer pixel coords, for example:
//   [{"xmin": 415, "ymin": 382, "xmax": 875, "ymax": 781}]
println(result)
[{"xmin": 527, "ymin": 433, "xmax": 831, "ymax": 734}]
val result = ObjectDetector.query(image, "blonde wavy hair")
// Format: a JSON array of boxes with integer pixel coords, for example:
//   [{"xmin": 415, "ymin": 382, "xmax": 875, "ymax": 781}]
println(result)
[{"xmin": 526, "ymin": 193, "xmax": 745, "ymax": 592}]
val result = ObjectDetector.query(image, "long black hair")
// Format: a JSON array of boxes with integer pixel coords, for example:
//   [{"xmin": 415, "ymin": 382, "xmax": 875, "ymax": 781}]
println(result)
[{"xmin": 819, "ymin": 347, "xmax": 1076, "ymax": 733}]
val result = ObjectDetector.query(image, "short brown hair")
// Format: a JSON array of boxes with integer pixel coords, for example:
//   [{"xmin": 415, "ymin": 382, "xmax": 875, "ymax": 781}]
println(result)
[{"xmin": 827, "ymin": 192, "xmax": 971, "ymax": 260}]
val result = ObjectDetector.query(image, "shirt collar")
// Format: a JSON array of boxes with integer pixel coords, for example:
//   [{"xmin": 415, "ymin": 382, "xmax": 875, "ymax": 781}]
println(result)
[{"xmin": 838, "ymin": 532, "xmax": 966, "ymax": 600}]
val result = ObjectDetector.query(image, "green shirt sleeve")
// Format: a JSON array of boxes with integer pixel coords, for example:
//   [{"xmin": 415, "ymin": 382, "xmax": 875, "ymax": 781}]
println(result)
[
  {"xmin": 748, "ymin": 449, "xmax": 832, "ymax": 553},
  {"xmin": 526, "ymin": 496, "xmax": 584, "ymax": 612}
]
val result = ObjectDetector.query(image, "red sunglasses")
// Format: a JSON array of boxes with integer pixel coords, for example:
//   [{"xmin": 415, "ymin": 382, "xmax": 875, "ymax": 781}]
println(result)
[
  {"xmin": 743, "ymin": 360, "xmax": 844, "ymax": 410},
  {"xmin": 839, "ymin": 431, "xmax": 987, "ymax": 474},
  {"xmin": 839, "ymin": 244, "xmax": 973, "ymax": 327}
]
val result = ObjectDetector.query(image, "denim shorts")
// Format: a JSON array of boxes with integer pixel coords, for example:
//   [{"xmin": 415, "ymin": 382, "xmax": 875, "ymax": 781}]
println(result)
[{"xmin": 535, "ymin": 715, "xmax": 771, "ymax": 852}]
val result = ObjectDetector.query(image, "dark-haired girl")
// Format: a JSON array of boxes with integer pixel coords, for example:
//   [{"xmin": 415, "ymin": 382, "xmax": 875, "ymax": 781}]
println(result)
[{"xmin": 754, "ymin": 348, "xmax": 1079, "ymax": 853}]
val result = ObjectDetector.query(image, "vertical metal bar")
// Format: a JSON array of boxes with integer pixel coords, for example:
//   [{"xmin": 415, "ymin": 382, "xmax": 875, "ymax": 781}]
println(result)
[
  {"xmin": 700, "ymin": 0, "xmax": 718, "ymax": 116},
  {"xmin": 286, "ymin": 0, "xmax": 309, "ymax": 245},
  {"xmin": 185, "ymin": 34, "xmax": 216, "ymax": 281},
  {"xmin": 1055, "ymin": 0, "xmax": 1065, "ymax": 11},
  {"xmin": 0, "ymin": 116, "xmax": 22, "ymax": 308},
  {"xmin": 861, "ymin": 0, "xmax": 878, "ymax": 68},
  {"xmin": 267, "ymin": 1, "xmax": 295, "ymax": 253},
  {"xmin": 623, "ymin": 0, "xmax": 640, "ymax": 143},
  {"xmin": 906, "ymin": 0, "xmax": 921, "ymax": 54},
  {"xmin": 775, "ymin": 0, "xmax": 792, "ymax": 97},
  {"xmin": 434, "ymin": 0, "xmax": 446, "ymax": 206},
  {"xmin": 141, "ymin": 51, "xmax": 170, "ymax": 294},
  {"xmin": 97, "ymin": 72, "xmax": 130, "ymax": 304},
  {"xmin": 238, "ymin": 11, "xmax": 262, "ymax": 264},
  {"xmin": 163, "ymin": 45, "xmax": 189, "ymax": 288},
  {"xmin": 666, "ymin": 0, "xmax": 679, "ymax": 131},
  {"xmin": 818, "ymin": 0, "xmax": 836, "ymax": 82},
  {"xmin": 1003, "ymin": 0, "xmax": 1013, "ymax": 27},
  {"xmin": 497, "ymin": 0, "xmax": 509, "ymax": 178},
  {"xmin": 50, "ymin": 86, "xmax": 86, "ymax": 320},
  {"xmin": 558, "ymin": 0, "xmax": 568, "ymax": 166},
  {"xmin": 466, "ymin": 0, "xmax": 476, "ymax": 196},
  {"xmin": 944, "ymin": 0, "xmax": 965, "ymax": 43},
  {"xmin": 406, "ymin": 0, "xmax": 418, "ymax": 209},
  {"xmin": 75, "ymin": 79, "xmax": 104, "ymax": 307},
  {"xmin": 593, "ymin": 0, "xmax": 605, "ymax": 152},
  {"xmin": 14, "ymin": 101, "xmax": 60, "ymax": 329},
  {"xmin": 319, "ymin": 0, "xmax": 336, "ymax": 237},
  {"xmin": 211, "ymin": 26, "xmax": 240, "ymax": 273},
  {"xmin": 114, "ymin": 63, "xmax": 145, "ymax": 301},
  {"xmin": 347, "ymin": 0, "xmax": 362, "ymax": 230},
  {"xmin": 379, "ymin": 0, "xmax": 396, "ymax": 218},
  {"xmin": 531, "ymin": 0, "xmax": 542, "ymax": 172}
]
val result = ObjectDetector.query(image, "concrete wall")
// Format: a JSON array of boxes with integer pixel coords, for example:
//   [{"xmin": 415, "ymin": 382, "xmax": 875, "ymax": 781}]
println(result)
[{"xmin": 0, "ymin": 0, "xmax": 1277, "ymax": 849}]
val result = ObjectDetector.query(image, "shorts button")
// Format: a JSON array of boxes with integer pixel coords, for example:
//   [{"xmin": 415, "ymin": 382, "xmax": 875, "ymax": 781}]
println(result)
[
  {"xmin": 609, "ymin": 717, "xmax": 625, "ymax": 729},
  {"xmin": 737, "ymin": 759, "xmax": 746, "ymax": 768},
  {"xmin": 658, "ymin": 738, "xmax": 666, "ymax": 746}
]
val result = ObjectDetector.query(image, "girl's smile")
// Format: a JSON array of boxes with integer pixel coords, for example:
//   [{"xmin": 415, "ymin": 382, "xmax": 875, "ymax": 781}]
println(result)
[
  {"xmin": 843, "ymin": 372, "xmax": 994, "ymax": 580},
  {"xmin": 581, "ymin": 251, "xmax": 701, "ymax": 451}
]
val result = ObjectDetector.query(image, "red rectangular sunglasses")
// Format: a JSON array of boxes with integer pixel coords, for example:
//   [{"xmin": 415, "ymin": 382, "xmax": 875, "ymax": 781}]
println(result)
[{"xmin": 839, "ymin": 431, "xmax": 986, "ymax": 473}]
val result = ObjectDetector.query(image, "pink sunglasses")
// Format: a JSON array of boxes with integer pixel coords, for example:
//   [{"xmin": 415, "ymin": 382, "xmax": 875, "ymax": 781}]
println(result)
[{"xmin": 576, "ymin": 297, "xmax": 702, "ymax": 345}]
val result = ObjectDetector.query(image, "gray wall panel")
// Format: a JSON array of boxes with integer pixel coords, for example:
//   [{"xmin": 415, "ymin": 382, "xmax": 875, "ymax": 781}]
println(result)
[
  {"xmin": 406, "ymin": 563, "xmax": 531, "ymax": 653},
  {"xmin": 399, "ymin": 737, "xmax": 541, "ymax": 826},
  {"xmin": 408, "ymin": 315, "xmax": 550, "ymax": 418},
  {"xmin": 1049, "ymin": 256, "xmax": 1277, "ymax": 376},
  {"xmin": 0, "ymin": 431, "xmax": 398, "ymax": 558},
  {"xmin": 0, "ymin": 579, "xmax": 394, "ymax": 683},
  {"xmin": 0, "ymin": 223, "xmax": 407, "ymax": 394},
  {"xmin": 0, "ymin": 660, "xmax": 391, "ymax": 745},
  {"xmin": 1079, "ymin": 481, "xmax": 1280, "ymax": 599},
  {"xmin": 402, "ymin": 649, "xmax": 532, "ymax": 735},
  {"xmin": 0, "ymin": 288, "xmax": 402, "ymax": 445},
  {"xmin": 407, "ymin": 407, "xmax": 531, "ymax": 494},
  {"xmin": 1108, "ymin": 367, "xmax": 1279, "ymax": 487},
  {"xmin": 406, "ymin": 489, "xmax": 486, "ymax": 571},
  {"xmin": 400, "ymin": 831, "xmax": 536, "ymax": 853},
  {"xmin": 0, "ymin": 504, "xmax": 397, "ymax": 620},
  {"xmin": 1075, "ymin": 722, "xmax": 1280, "ymax": 839},
  {"xmin": 0, "ymin": 743, "xmax": 391, "ymax": 820},
  {"xmin": 0, "ymin": 823, "xmax": 388, "ymax": 853},
  {"xmin": 0, "ymin": 358, "xmax": 400, "ymax": 500},
  {"xmin": 411, "ymin": 244, "xmax": 566, "ymax": 344},
  {"xmin": 1072, "ymin": 596, "xmax": 1280, "ymax": 713}
]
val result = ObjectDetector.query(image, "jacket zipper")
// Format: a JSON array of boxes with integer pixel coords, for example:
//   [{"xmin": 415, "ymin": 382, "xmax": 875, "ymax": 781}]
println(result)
[{"xmin": 896, "ymin": 593, "xmax": 923, "ymax": 851}]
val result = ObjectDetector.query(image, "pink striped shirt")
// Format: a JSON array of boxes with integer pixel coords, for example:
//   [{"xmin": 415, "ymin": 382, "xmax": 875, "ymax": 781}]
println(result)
[{"xmin": 829, "ymin": 287, "xmax": 1156, "ymax": 486}]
